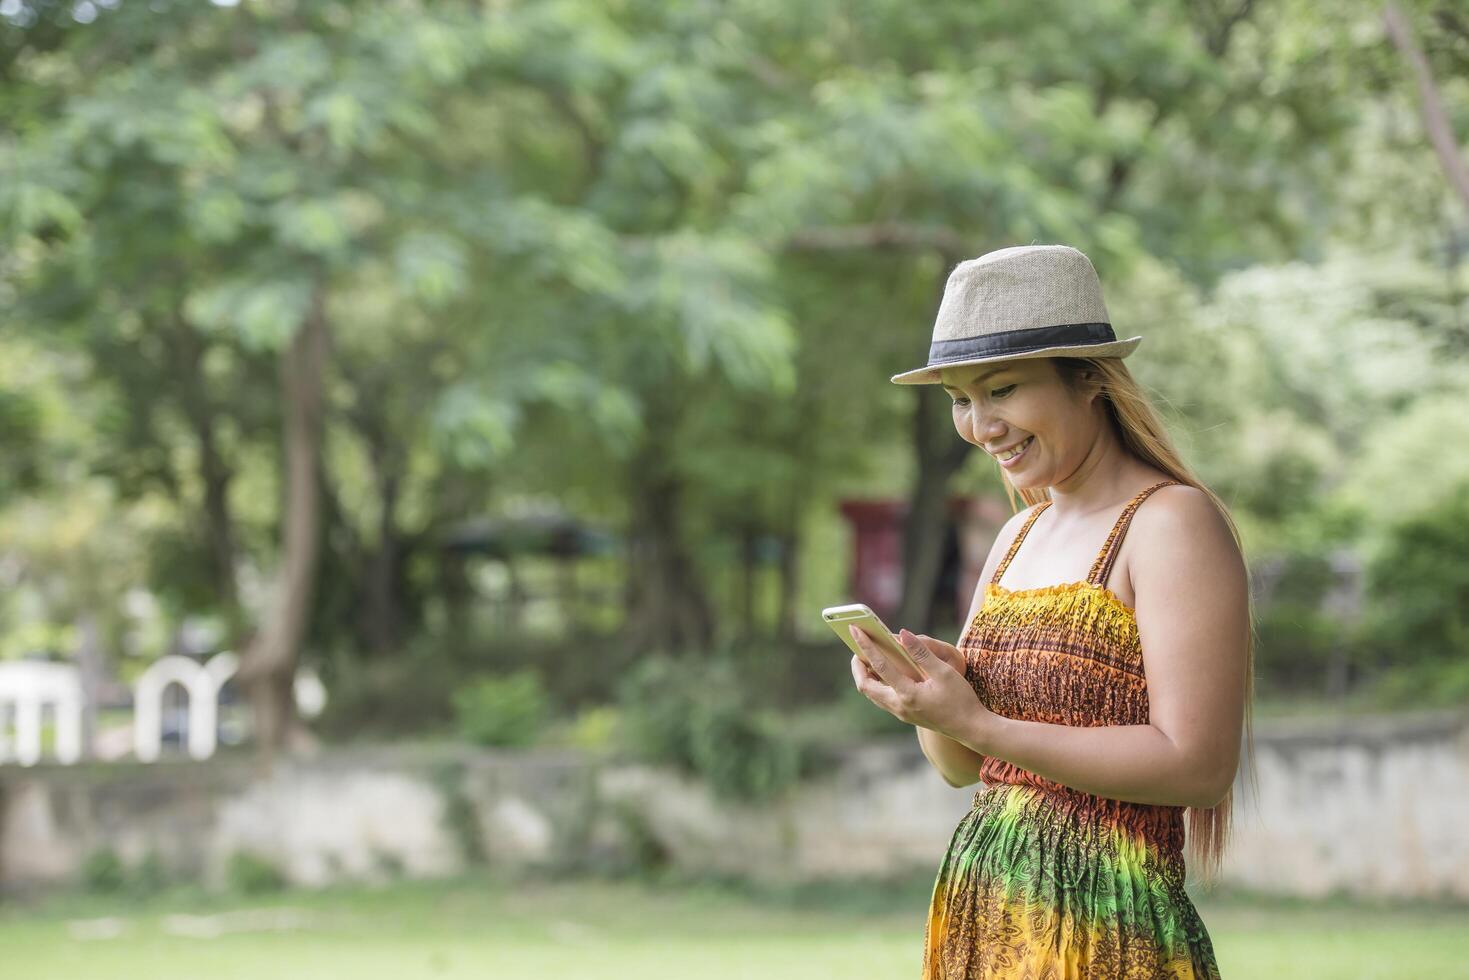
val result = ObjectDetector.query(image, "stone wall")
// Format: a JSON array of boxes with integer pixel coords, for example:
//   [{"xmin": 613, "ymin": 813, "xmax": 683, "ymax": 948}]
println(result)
[{"xmin": 2, "ymin": 709, "xmax": 1465, "ymax": 900}]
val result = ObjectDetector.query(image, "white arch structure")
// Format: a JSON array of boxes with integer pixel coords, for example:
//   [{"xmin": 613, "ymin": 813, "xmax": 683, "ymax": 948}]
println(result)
[
  {"xmin": 0, "ymin": 661, "xmax": 84, "ymax": 766},
  {"xmin": 133, "ymin": 652, "xmax": 238, "ymax": 762},
  {"xmin": 133, "ymin": 653, "xmax": 326, "ymax": 762}
]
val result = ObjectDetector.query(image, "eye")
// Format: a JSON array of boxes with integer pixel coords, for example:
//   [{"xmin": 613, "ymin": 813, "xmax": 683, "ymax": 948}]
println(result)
[
  {"xmin": 950, "ymin": 395, "xmax": 969, "ymax": 407},
  {"xmin": 991, "ymin": 384, "xmax": 1017, "ymax": 398}
]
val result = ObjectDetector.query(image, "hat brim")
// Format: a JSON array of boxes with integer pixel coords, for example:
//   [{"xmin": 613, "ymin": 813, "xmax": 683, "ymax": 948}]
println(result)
[{"xmin": 888, "ymin": 336, "xmax": 1143, "ymax": 385}]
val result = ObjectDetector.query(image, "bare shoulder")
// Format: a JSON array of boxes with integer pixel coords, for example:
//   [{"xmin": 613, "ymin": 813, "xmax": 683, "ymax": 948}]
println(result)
[
  {"xmin": 1126, "ymin": 483, "xmax": 1245, "ymax": 592},
  {"xmin": 987, "ymin": 501, "xmax": 1046, "ymax": 573}
]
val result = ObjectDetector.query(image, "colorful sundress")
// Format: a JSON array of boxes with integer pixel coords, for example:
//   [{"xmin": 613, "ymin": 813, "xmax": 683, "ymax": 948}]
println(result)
[{"xmin": 922, "ymin": 480, "xmax": 1223, "ymax": 979}]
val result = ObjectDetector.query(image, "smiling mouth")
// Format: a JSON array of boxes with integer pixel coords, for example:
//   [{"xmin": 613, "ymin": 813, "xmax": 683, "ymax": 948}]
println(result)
[{"xmin": 994, "ymin": 435, "xmax": 1034, "ymax": 462}]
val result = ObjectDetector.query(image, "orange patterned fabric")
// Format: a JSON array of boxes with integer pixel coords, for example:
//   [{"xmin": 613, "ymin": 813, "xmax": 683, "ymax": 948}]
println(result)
[{"xmin": 922, "ymin": 480, "xmax": 1222, "ymax": 978}]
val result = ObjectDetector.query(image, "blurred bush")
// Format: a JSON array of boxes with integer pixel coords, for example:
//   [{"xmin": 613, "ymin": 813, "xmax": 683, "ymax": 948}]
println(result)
[
  {"xmin": 556, "ymin": 704, "xmax": 622, "ymax": 752},
  {"xmin": 1368, "ymin": 658, "xmax": 1469, "ymax": 709},
  {"xmin": 1251, "ymin": 548, "xmax": 1364, "ymax": 698},
  {"xmin": 132, "ymin": 851, "xmax": 170, "ymax": 895},
  {"xmin": 1357, "ymin": 484, "xmax": 1469, "ymax": 706},
  {"xmin": 80, "ymin": 848, "xmax": 126, "ymax": 894},
  {"xmin": 614, "ymin": 653, "xmax": 804, "ymax": 804},
  {"xmin": 451, "ymin": 669, "xmax": 551, "ymax": 747},
  {"xmin": 315, "ymin": 630, "xmax": 645, "ymax": 741},
  {"xmin": 79, "ymin": 847, "xmax": 171, "ymax": 896},
  {"xmin": 316, "ymin": 637, "xmax": 462, "ymax": 739},
  {"xmin": 225, "ymin": 852, "xmax": 287, "ymax": 895}
]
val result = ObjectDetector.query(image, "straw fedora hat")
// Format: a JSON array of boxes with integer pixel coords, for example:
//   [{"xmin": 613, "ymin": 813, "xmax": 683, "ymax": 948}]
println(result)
[{"xmin": 889, "ymin": 244, "xmax": 1142, "ymax": 385}]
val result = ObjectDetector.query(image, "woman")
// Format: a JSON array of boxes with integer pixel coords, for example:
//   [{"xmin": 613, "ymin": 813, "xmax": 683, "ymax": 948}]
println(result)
[{"xmin": 848, "ymin": 245, "xmax": 1252, "ymax": 979}]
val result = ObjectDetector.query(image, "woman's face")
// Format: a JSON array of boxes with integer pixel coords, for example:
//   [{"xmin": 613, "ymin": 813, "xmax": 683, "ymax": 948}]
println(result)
[{"xmin": 939, "ymin": 358, "xmax": 1104, "ymax": 490}]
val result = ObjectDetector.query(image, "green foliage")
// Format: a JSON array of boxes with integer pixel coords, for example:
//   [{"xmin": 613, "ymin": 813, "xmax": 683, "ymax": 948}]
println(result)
[
  {"xmin": 1250, "ymin": 550, "xmax": 1357, "ymax": 695},
  {"xmin": 451, "ymin": 670, "xmax": 552, "ymax": 748},
  {"xmin": 1369, "ymin": 658, "xmax": 1469, "ymax": 711},
  {"xmin": 0, "ymin": 388, "xmax": 44, "ymax": 503},
  {"xmin": 1358, "ymin": 485, "xmax": 1469, "ymax": 697},
  {"xmin": 132, "ymin": 850, "xmax": 171, "ymax": 895},
  {"xmin": 1254, "ymin": 602, "xmax": 1352, "ymax": 695},
  {"xmin": 614, "ymin": 655, "xmax": 702, "ymax": 772},
  {"xmin": 315, "ymin": 640, "xmax": 462, "ymax": 739},
  {"xmin": 615, "ymin": 653, "xmax": 804, "ymax": 804},
  {"xmin": 689, "ymin": 696, "xmax": 803, "ymax": 804},
  {"xmin": 76, "ymin": 845, "xmax": 173, "ymax": 896},
  {"xmin": 559, "ymin": 704, "xmax": 622, "ymax": 752},
  {"xmin": 79, "ymin": 848, "xmax": 126, "ymax": 894},
  {"xmin": 184, "ymin": 276, "xmax": 316, "ymax": 352},
  {"xmin": 225, "ymin": 852, "xmax": 287, "ymax": 895}
]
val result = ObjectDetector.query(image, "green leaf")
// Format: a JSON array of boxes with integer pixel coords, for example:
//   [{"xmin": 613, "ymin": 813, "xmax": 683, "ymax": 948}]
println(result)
[
  {"xmin": 186, "ymin": 188, "xmax": 250, "ymax": 244},
  {"xmin": 394, "ymin": 232, "xmax": 469, "ymax": 306},
  {"xmin": 184, "ymin": 277, "xmax": 314, "ymax": 352},
  {"xmin": 430, "ymin": 385, "xmax": 522, "ymax": 468},
  {"xmin": 270, "ymin": 197, "xmax": 354, "ymax": 259}
]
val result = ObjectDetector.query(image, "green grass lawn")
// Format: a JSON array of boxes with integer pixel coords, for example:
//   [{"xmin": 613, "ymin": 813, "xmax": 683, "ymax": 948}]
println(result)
[{"xmin": 3, "ymin": 870, "xmax": 1465, "ymax": 979}]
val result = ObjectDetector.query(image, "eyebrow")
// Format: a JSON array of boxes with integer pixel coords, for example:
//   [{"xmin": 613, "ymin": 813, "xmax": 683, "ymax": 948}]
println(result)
[{"xmin": 940, "ymin": 367, "xmax": 1008, "ymax": 391}]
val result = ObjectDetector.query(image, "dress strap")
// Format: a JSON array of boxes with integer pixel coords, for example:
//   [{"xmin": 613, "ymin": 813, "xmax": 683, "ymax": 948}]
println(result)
[
  {"xmin": 991, "ymin": 500, "xmax": 1053, "ymax": 586},
  {"xmin": 1086, "ymin": 480, "xmax": 1185, "ymax": 588}
]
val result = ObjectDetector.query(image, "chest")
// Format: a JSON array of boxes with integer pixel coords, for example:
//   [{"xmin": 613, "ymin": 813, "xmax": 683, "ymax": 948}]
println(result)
[
  {"xmin": 959, "ymin": 587, "xmax": 1151, "ymax": 727},
  {"xmin": 994, "ymin": 524, "xmax": 1141, "ymax": 610}
]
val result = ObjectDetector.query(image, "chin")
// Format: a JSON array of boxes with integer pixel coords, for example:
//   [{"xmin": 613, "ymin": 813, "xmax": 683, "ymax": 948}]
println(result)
[{"xmin": 1008, "ymin": 469, "xmax": 1047, "ymax": 491}]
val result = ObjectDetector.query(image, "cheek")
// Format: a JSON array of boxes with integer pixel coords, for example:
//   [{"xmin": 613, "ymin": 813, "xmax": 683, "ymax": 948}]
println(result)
[{"xmin": 1003, "ymin": 397, "xmax": 1049, "ymax": 436}]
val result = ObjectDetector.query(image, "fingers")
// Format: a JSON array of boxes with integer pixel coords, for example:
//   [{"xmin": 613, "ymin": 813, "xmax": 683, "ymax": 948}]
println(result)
[
  {"xmin": 849, "ymin": 626, "xmax": 896, "ymax": 696},
  {"xmin": 914, "ymin": 632, "xmax": 964, "ymax": 673},
  {"xmin": 851, "ymin": 654, "xmax": 881, "ymax": 704},
  {"xmin": 849, "ymin": 625, "xmax": 883, "ymax": 670},
  {"xmin": 919, "ymin": 632, "xmax": 960, "ymax": 655}
]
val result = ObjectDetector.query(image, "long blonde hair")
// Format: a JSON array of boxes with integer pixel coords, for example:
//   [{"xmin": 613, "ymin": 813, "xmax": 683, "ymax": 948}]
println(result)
[{"xmin": 996, "ymin": 355, "xmax": 1258, "ymax": 888}]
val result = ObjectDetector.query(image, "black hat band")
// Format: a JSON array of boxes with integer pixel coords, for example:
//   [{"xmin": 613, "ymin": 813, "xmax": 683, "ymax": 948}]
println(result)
[{"xmin": 927, "ymin": 321, "xmax": 1116, "ymax": 365}]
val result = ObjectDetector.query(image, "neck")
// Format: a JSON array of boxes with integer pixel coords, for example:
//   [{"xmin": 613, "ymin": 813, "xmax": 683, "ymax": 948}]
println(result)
[{"xmin": 1044, "ymin": 417, "xmax": 1152, "ymax": 518}]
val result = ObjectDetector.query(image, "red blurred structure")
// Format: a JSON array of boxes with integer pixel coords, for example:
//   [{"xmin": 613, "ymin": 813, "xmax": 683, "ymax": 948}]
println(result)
[{"xmin": 838, "ymin": 495, "xmax": 1015, "ymax": 626}]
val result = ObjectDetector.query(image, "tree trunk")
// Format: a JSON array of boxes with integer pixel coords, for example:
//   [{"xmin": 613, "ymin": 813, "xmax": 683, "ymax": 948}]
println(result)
[
  {"xmin": 896, "ymin": 252, "xmax": 973, "ymax": 634},
  {"xmin": 170, "ymin": 317, "xmax": 244, "ymax": 629},
  {"xmin": 623, "ymin": 465, "xmax": 717, "ymax": 656},
  {"xmin": 620, "ymin": 386, "xmax": 718, "ymax": 655},
  {"xmin": 1384, "ymin": 1, "xmax": 1469, "ymax": 215},
  {"xmin": 896, "ymin": 392, "xmax": 972, "ymax": 633},
  {"xmin": 236, "ymin": 282, "xmax": 329, "ymax": 769}
]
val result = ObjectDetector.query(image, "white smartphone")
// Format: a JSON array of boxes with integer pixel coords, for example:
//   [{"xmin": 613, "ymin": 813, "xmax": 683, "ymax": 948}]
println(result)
[{"xmin": 821, "ymin": 603, "xmax": 926, "ymax": 682}]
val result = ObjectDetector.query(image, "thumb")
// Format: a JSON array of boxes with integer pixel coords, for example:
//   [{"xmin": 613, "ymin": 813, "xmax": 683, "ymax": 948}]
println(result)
[{"xmin": 898, "ymin": 628, "xmax": 932, "ymax": 660}]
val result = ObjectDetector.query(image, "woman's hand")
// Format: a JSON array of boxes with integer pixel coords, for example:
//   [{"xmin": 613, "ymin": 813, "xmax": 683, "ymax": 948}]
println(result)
[
  {"xmin": 911, "ymin": 633, "xmax": 967, "ymax": 676},
  {"xmin": 849, "ymin": 626, "xmax": 1000, "ymax": 750}
]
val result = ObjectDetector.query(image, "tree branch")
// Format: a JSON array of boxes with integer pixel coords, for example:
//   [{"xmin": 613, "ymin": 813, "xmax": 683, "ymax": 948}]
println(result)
[{"xmin": 1384, "ymin": 1, "xmax": 1469, "ymax": 214}]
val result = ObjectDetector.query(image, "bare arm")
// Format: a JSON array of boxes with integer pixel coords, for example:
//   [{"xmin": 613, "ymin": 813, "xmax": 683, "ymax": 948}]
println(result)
[
  {"xmin": 917, "ymin": 724, "xmax": 985, "ymax": 788},
  {"xmin": 951, "ymin": 487, "xmax": 1249, "ymax": 809}
]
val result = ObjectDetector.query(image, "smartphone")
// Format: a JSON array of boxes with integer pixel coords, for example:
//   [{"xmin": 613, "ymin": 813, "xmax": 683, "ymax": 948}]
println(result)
[{"xmin": 822, "ymin": 603, "xmax": 926, "ymax": 682}]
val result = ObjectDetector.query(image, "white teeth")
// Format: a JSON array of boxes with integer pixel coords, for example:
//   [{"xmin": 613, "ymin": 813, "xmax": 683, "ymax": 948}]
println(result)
[{"xmin": 997, "ymin": 436, "xmax": 1032, "ymax": 461}]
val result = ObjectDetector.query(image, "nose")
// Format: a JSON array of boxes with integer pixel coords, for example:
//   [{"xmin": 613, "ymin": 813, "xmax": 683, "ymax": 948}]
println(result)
[{"xmin": 967, "ymin": 407, "xmax": 1007, "ymax": 447}]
